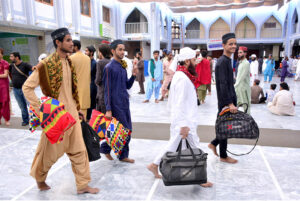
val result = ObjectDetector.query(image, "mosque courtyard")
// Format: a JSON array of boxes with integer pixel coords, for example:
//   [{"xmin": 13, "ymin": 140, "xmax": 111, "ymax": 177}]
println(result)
[{"xmin": 0, "ymin": 75, "xmax": 299, "ymax": 200}]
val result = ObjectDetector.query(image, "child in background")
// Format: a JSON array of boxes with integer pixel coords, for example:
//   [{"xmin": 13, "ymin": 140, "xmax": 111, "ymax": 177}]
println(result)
[{"xmin": 266, "ymin": 84, "xmax": 277, "ymax": 103}]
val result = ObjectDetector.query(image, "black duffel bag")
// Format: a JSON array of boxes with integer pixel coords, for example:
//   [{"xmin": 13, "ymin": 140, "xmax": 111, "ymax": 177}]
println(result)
[
  {"xmin": 81, "ymin": 120, "xmax": 101, "ymax": 162},
  {"xmin": 159, "ymin": 139, "xmax": 208, "ymax": 186},
  {"xmin": 215, "ymin": 103, "xmax": 259, "ymax": 155}
]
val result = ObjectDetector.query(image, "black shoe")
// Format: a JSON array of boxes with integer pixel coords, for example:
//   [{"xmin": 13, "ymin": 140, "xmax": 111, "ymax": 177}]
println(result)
[{"xmin": 22, "ymin": 122, "xmax": 29, "ymax": 126}]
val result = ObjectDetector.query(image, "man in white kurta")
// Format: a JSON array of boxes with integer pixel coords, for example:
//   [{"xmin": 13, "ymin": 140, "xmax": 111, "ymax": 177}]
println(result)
[
  {"xmin": 295, "ymin": 56, "xmax": 300, "ymax": 81},
  {"xmin": 250, "ymin": 54, "xmax": 259, "ymax": 84},
  {"xmin": 147, "ymin": 47, "xmax": 212, "ymax": 187}
]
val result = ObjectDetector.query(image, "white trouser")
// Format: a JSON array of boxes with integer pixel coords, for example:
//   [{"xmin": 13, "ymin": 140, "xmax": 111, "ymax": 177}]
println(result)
[
  {"xmin": 295, "ymin": 72, "xmax": 300, "ymax": 81},
  {"xmin": 153, "ymin": 124, "xmax": 201, "ymax": 165}
]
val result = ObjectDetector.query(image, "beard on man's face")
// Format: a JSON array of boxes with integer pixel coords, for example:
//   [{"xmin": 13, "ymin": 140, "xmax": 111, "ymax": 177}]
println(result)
[
  {"xmin": 188, "ymin": 62, "xmax": 197, "ymax": 76},
  {"xmin": 238, "ymin": 55, "xmax": 244, "ymax": 60}
]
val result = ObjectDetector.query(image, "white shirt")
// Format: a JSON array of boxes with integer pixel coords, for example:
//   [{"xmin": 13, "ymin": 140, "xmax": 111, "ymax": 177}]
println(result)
[
  {"xmin": 297, "ymin": 59, "xmax": 300, "ymax": 74},
  {"xmin": 250, "ymin": 60, "xmax": 259, "ymax": 75},
  {"xmin": 168, "ymin": 71, "xmax": 199, "ymax": 128}
]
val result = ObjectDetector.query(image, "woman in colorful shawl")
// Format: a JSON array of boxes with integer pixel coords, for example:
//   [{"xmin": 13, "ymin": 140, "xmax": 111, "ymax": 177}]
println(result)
[{"xmin": 0, "ymin": 48, "xmax": 10, "ymax": 126}]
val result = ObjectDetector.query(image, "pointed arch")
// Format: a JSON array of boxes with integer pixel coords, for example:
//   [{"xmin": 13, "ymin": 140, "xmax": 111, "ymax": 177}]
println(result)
[
  {"xmin": 209, "ymin": 17, "xmax": 230, "ymax": 39},
  {"xmin": 125, "ymin": 8, "xmax": 148, "ymax": 34},
  {"xmin": 185, "ymin": 18, "xmax": 205, "ymax": 39},
  {"xmin": 261, "ymin": 15, "xmax": 282, "ymax": 38},
  {"xmin": 292, "ymin": 8, "xmax": 298, "ymax": 34},
  {"xmin": 235, "ymin": 16, "xmax": 256, "ymax": 38}
]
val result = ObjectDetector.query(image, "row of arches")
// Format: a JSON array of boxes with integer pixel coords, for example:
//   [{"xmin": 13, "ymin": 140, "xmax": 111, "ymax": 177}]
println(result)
[{"xmin": 124, "ymin": 8, "xmax": 299, "ymax": 39}]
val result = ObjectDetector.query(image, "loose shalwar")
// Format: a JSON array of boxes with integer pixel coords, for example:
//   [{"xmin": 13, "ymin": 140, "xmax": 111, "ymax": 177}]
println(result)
[
  {"xmin": 280, "ymin": 60, "xmax": 289, "ymax": 82},
  {"xmin": 250, "ymin": 60, "xmax": 259, "ymax": 83},
  {"xmin": 22, "ymin": 58, "xmax": 91, "ymax": 191},
  {"xmin": 145, "ymin": 59, "xmax": 163, "ymax": 100},
  {"xmin": 161, "ymin": 59, "xmax": 174, "ymax": 98},
  {"xmin": 295, "ymin": 59, "xmax": 300, "ymax": 81},
  {"xmin": 264, "ymin": 59, "xmax": 275, "ymax": 82},
  {"xmin": 234, "ymin": 59, "xmax": 251, "ymax": 113},
  {"xmin": 153, "ymin": 71, "xmax": 201, "ymax": 165},
  {"xmin": 101, "ymin": 59, "xmax": 136, "ymax": 160}
]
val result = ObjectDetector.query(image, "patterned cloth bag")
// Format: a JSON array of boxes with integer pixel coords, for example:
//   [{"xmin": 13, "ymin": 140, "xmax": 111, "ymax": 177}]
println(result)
[
  {"xmin": 29, "ymin": 97, "xmax": 76, "ymax": 144},
  {"xmin": 89, "ymin": 110, "xmax": 131, "ymax": 157}
]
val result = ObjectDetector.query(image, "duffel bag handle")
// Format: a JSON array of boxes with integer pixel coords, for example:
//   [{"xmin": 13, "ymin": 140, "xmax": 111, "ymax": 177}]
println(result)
[
  {"xmin": 176, "ymin": 139, "xmax": 196, "ymax": 161},
  {"xmin": 237, "ymin": 103, "xmax": 248, "ymax": 113}
]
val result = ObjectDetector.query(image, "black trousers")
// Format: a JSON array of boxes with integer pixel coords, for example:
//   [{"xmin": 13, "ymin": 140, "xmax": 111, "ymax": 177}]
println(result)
[
  {"xmin": 210, "ymin": 138, "xmax": 228, "ymax": 158},
  {"xmin": 211, "ymin": 110, "xmax": 228, "ymax": 158}
]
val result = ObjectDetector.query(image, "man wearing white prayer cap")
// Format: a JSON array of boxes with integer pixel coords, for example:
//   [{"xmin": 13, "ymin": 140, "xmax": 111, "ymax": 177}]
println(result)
[
  {"xmin": 147, "ymin": 47, "xmax": 213, "ymax": 188},
  {"xmin": 250, "ymin": 53, "xmax": 259, "ymax": 82}
]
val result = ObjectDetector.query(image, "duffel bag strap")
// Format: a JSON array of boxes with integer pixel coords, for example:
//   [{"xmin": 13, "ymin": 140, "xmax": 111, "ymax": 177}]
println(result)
[{"xmin": 226, "ymin": 137, "xmax": 259, "ymax": 156}]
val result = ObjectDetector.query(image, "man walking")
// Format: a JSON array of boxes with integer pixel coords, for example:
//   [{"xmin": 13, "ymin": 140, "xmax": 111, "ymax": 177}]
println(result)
[
  {"xmin": 70, "ymin": 40, "xmax": 91, "ymax": 119},
  {"xmin": 102, "ymin": 39, "xmax": 137, "ymax": 163},
  {"xmin": 135, "ymin": 52, "xmax": 145, "ymax": 94},
  {"xmin": 208, "ymin": 33, "xmax": 238, "ymax": 164},
  {"xmin": 9, "ymin": 52, "xmax": 32, "ymax": 126},
  {"xmin": 235, "ymin": 46, "xmax": 251, "ymax": 114},
  {"xmin": 22, "ymin": 27, "xmax": 99, "ymax": 194},
  {"xmin": 143, "ymin": 50, "xmax": 163, "ymax": 103}
]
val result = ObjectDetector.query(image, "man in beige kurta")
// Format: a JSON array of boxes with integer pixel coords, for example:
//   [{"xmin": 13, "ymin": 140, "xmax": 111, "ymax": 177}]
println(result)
[
  {"xmin": 70, "ymin": 40, "xmax": 91, "ymax": 118},
  {"xmin": 22, "ymin": 27, "xmax": 98, "ymax": 194}
]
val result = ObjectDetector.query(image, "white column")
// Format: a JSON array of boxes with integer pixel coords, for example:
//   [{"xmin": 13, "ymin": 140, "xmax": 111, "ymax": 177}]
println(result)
[
  {"xmin": 284, "ymin": 3, "xmax": 293, "ymax": 57},
  {"xmin": 1, "ymin": 0, "xmax": 12, "ymax": 21},
  {"xmin": 150, "ymin": 2, "xmax": 160, "ymax": 57},
  {"xmin": 24, "ymin": 0, "xmax": 36, "ymax": 26},
  {"xmin": 167, "ymin": 16, "xmax": 172, "ymax": 51},
  {"xmin": 91, "ymin": 0, "xmax": 99, "ymax": 37},
  {"xmin": 71, "ymin": 0, "xmax": 81, "ymax": 39},
  {"xmin": 55, "ymin": 0, "xmax": 65, "ymax": 27},
  {"xmin": 230, "ymin": 11, "xmax": 235, "ymax": 33}
]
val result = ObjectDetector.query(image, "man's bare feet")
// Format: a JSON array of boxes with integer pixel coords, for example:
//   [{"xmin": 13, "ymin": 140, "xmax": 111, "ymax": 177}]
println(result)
[
  {"xmin": 37, "ymin": 181, "xmax": 51, "ymax": 191},
  {"xmin": 5, "ymin": 121, "xmax": 10, "ymax": 126},
  {"xmin": 208, "ymin": 144, "xmax": 219, "ymax": 157},
  {"xmin": 143, "ymin": 100, "xmax": 149, "ymax": 103},
  {"xmin": 200, "ymin": 182, "xmax": 213, "ymax": 188},
  {"xmin": 147, "ymin": 163, "xmax": 162, "ymax": 178},
  {"xmin": 220, "ymin": 156, "xmax": 238, "ymax": 164},
  {"xmin": 104, "ymin": 154, "xmax": 114, "ymax": 160},
  {"xmin": 77, "ymin": 186, "xmax": 100, "ymax": 194},
  {"xmin": 121, "ymin": 158, "xmax": 135, "ymax": 163},
  {"xmin": 155, "ymin": 99, "xmax": 159, "ymax": 103}
]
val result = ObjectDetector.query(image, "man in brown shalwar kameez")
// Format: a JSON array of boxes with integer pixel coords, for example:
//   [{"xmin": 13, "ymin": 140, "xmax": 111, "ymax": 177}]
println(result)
[{"xmin": 22, "ymin": 28, "xmax": 99, "ymax": 194}]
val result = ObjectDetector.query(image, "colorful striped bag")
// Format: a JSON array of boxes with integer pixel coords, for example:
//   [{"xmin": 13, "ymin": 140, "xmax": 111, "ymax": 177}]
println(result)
[{"xmin": 89, "ymin": 110, "xmax": 131, "ymax": 157}]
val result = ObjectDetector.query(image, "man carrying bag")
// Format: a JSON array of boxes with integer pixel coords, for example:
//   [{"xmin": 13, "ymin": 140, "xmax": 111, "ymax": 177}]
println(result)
[{"xmin": 147, "ymin": 47, "xmax": 212, "ymax": 187}]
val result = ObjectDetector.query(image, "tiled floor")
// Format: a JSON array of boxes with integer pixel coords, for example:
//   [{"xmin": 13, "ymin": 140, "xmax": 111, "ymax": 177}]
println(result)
[
  {"xmin": 2, "ymin": 74, "xmax": 299, "ymax": 200},
  {"xmin": 0, "ymin": 128, "xmax": 299, "ymax": 200}
]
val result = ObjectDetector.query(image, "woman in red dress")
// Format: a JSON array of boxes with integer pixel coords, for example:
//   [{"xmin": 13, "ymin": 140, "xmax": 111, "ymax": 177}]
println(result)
[{"xmin": 0, "ymin": 48, "xmax": 10, "ymax": 126}]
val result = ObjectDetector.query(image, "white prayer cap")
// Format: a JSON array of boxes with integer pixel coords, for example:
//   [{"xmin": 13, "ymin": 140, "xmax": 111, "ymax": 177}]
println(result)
[
  {"xmin": 251, "ymin": 54, "xmax": 256, "ymax": 58},
  {"xmin": 195, "ymin": 49, "xmax": 200, "ymax": 52},
  {"xmin": 169, "ymin": 47, "xmax": 196, "ymax": 72},
  {"xmin": 38, "ymin": 53, "xmax": 47, "ymax": 62},
  {"xmin": 178, "ymin": 47, "xmax": 196, "ymax": 61},
  {"xmin": 124, "ymin": 51, "xmax": 128, "ymax": 56}
]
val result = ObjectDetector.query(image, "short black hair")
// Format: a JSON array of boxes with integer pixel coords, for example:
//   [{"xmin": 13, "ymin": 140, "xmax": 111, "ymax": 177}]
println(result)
[
  {"xmin": 11, "ymin": 52, "xmax": 21, "ymax": 60},
  {"xmin": 280, "ymin": 82, "xmax": 289, "ymax": 91},
  {"xmin": 136, "ymin": 52, "xmax": 142, "ymax": 57},
  {"xmin": 153, "ymin": 50, "xmax": 159, "ymax": 54},
  {"xmin": 73, "ymin": 40, "xmax": 81, "ymax": 50},
  {"xmin": 53, "ymin": 35, "xmax": 66, "ymax": 49},
  {"xmin": 110, "ymin": 39, "xmax": 124, "ymax": 50},
  {"xmin": 201, "ymin": 50, "xmax": 208, "ymax": 58},
  {"xmin": 270, "ymin": 84, "xmax": 277, "ymax": 90},
  {"xmin": 98, "ymin": 44, "xmax": 111, "ymax": 59},
  {"xmin": 254, "ymin": 79, "xmax": 260, "ymax": 85},
  {"xmin": 222, "ymin": 33, "xmax": 236, "ymax": 44},
  {"xmin": 86, "ymin": 45, "xmax": 96, "ymax": 54}
]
